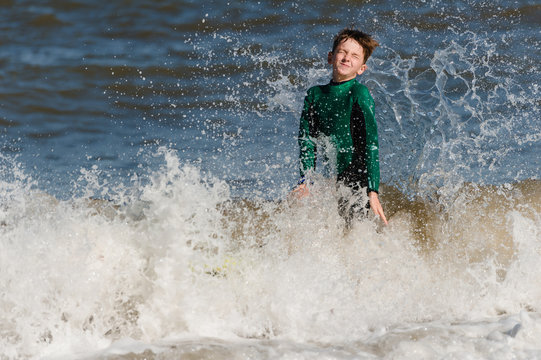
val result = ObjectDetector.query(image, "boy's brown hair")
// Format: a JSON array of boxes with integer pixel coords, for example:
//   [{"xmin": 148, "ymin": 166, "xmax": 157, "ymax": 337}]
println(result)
[{"xmin": 331, "ymin": 28, "xmax": 379, "ymax": 64}]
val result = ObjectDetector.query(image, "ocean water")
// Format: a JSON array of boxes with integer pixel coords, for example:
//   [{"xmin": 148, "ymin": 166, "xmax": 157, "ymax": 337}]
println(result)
[{"xmin": 1, "ymin": 0, "xmax": 540, "ymax": 359}]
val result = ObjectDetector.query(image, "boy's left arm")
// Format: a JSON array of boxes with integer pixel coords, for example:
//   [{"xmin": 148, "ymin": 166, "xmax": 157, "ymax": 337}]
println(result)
[
  {"xmin": 360, "ymin": 94, "xmax": 379, "ymax": 194},
  {"xmin": 359, "ymin": 90, "xmax": 388, "ymax": 225}
]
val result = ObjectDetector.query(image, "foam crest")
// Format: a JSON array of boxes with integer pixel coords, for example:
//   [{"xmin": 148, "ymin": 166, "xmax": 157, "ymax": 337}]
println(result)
[
  {"xmin": 0, "ymin": 150, "xmax": 233, "ymax": 357},
  {"xmin": 1, "ymin": 150, "xmax": 541, "ymax": 358}
]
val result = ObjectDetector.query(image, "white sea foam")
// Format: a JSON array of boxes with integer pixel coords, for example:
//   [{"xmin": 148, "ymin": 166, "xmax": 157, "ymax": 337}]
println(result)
[{"xmin": 1, "ymin": 150, "xmax": 540, "ymax": 359}]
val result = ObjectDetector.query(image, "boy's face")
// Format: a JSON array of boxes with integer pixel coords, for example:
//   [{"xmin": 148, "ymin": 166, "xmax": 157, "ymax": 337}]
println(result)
[{"xmin": 328, "ymin": 38, "xmax": 367, "ymax": 82}]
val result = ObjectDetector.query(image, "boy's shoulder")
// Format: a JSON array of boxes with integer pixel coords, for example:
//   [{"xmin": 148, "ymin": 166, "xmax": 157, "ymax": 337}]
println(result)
[
  {"xmin": 349, "ymin": 80, "xmax": 372, "ymax": 96},
  {"xmin": 304, "ymin": 84, "xmax": 325, "ymax": 102},
  {"xmin": 349, "ymin": 81, "xmax": 374, "ymax": 104}
]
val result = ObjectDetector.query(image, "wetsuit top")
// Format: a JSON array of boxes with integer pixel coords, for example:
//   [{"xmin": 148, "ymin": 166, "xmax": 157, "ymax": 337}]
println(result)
[{"xmin": 298, "ymin": 78, "xmax": 380, "ymax": 193}]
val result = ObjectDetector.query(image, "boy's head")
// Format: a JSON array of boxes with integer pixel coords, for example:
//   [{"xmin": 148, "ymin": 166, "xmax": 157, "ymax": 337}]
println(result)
[
  {"xmin": 328, "ymin": 28, "xmax": 379, "ymax": 82},
  {"xmin": 331, "ymin": 28, "xmax": 379, "ymax": 64}
]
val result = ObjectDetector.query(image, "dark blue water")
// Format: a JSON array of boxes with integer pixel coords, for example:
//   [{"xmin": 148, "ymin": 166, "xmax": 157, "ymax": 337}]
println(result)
[{"xmin": 1, "ymin": 0, "xmax": 539, "ymax": 201}]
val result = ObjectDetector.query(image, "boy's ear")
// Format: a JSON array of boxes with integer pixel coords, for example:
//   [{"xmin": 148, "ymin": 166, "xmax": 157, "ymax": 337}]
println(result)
[
  {"xmin": 327, "ymin": 51, "xmax": 333, "ymax": 64},
  {"xmin": 357, "ymin": 64, "xmax": 367, "ymax": 75}
]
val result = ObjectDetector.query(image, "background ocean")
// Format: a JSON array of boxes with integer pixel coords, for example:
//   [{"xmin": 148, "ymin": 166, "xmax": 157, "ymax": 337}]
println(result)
[{"xmin": 1, "ymin": 0, "xmax": 540, "ymax": 359}]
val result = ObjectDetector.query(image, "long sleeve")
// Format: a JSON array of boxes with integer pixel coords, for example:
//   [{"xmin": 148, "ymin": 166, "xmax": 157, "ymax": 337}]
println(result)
[
  {"xmin": 357, "ymin": 92, "xmax": 380, "ymax": 193},
  {"xmin": 298, "ymin": 91, "xmax": 318, "ymax": 178}
]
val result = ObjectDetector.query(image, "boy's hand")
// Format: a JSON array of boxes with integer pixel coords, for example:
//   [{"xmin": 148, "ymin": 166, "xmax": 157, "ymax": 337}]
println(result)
[
  {"xmin": 369, "ymin": 192, "xmax": 388, "ymax": 225},
  {"xmin": 291, "ymin": 183, "xmax": 310, "ymax": 199}
]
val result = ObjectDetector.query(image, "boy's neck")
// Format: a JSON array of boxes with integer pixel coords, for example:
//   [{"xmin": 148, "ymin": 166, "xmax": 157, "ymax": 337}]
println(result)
[{"xmin": 330, "ymin": 77, "xmax": 356, "ymax": 85}]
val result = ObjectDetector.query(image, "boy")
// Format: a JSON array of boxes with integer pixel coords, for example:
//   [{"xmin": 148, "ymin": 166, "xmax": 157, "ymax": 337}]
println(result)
[{"xmin": 292, "ymin": 28, "xmax": 388, "ymax": 226}]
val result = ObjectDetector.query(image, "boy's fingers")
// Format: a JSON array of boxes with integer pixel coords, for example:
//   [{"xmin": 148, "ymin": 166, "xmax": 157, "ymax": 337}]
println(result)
[
  {"xmin": 371, "ymin": 201, "xmax": 388, "ymax": 225},
  {"xmin": 378, "ymin": 207, "xmax": 388, "ymax": 225}
]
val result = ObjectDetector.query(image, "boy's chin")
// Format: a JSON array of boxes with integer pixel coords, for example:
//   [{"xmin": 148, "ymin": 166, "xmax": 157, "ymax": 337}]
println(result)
[{"xmin": 333, "ymin": 69, "xmax": 356, "ymax": 79}]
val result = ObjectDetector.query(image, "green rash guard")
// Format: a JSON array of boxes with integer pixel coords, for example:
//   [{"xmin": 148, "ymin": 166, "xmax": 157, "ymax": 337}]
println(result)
[{"xmin": 298, "ymin": 78, "xmax": 380, "ymax": 193}]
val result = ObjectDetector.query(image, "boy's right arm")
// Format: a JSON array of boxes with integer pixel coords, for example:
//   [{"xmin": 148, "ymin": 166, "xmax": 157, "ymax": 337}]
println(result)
[
  {"xmin": 293, "ymin": 92, "xmax": 316, "ymax": 198},
  {"xmin": 298, "ymin": 91, "xmax": 317, "ymax": 180}
]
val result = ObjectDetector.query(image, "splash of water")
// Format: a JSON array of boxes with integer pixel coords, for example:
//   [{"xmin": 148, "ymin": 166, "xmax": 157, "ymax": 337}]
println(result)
[{"xmin": 1, "ymin": 149, "xmax": 540, "ymax": 358}]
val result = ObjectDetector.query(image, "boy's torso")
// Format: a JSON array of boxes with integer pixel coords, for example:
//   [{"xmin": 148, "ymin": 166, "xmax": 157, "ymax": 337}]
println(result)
[{"xmin": 306, "ymin": 79, "xmax": 372, "ymax": 174}]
